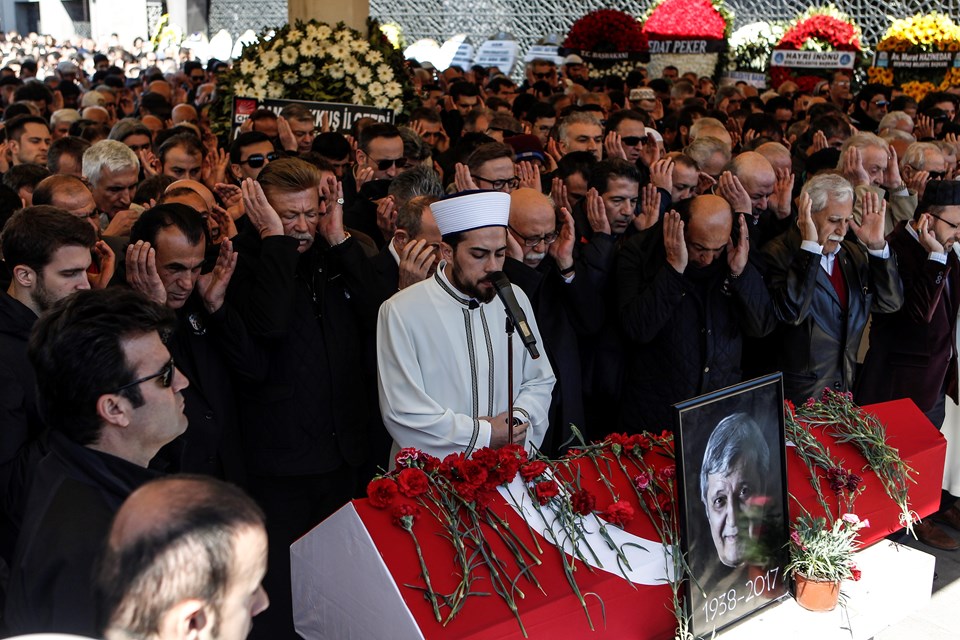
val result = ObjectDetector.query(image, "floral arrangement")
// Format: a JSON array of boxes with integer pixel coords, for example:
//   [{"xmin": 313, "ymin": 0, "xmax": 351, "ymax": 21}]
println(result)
[
  {"xmin": 209, "ymin": 19, "xmax": 414, "ymax": 136},
  {"xmin": 365, "ymin": 429, "xmax": 691, "ymax": 637},
  {"xmin": 868, "ymin": 13, "xmax": 960, "ymax": 100},
  {"xmin": 563, "ymin": 9, "xmax": 648, "ymax": 79},
  {"xmin": 641, "ymin": 0, "xmax": 732, "ymax": 79},
  {"xmin": 786, "ymin": 512, "xmax": 868, "ymax": 583},
  {"xmin": 786, "ymin": 389, "xmax": 917, "ymax": 536},
  {"xmin": 770, "ymin": 6, "xmax": 861, "ymax": 93},
  {"xmin": 728, "ymin": 22, "xmax": 785, "ymax": 73}
]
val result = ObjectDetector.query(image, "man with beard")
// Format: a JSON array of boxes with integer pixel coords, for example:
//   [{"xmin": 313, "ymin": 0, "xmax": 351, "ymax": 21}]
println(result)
[
  {"xmin": 377, "ymin": 191, "xmax": 555, "ymax": 457},
  {"xmin": 617, "ymin": 195, "xmax": 776, "ymax": 431},
  {"xmin": 0, "ymin": 207, "xmax": 96, "ymax": 567}
]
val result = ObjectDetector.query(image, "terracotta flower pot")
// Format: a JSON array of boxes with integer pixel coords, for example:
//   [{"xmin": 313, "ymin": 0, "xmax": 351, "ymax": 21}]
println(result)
[{"xmin": 793, "ymin": 573, "xmax": 840, "ymax": 611}]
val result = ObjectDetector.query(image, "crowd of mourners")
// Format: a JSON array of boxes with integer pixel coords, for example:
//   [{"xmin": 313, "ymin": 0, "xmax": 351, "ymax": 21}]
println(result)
[{"xmin": 3, "ymin": 33, "xmax": 960, "ymax": 640}]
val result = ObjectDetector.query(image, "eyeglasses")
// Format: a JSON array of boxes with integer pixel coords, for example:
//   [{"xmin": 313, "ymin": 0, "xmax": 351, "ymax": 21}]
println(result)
[
  {"xmin": 871, "ymin": 100, "xmax": 889, "ymax": 108},
  {"xmin": 113, "ymin": 358, "xmax": 176, "ymax": 393},
  {"xmin": 240, "ymin": 151, "xmax": 280, "ymax": 168},
  {"xmin": 375, "ymin": 157, "xmax": 408, "ymax": 171},
  {"xmin": 472, "ymin": 174, "xmax": 520, "ymax": 191},
  {"xmin": 620, "ymin": 136, "xmax": 644, "ymax": 147},
  {"xmin": 509, "ymin": 225, "xmax": 559, "ymax": 247},
  {"xmin": 930, "ymin": 213, "xmax": 960, "ymax": 230}
]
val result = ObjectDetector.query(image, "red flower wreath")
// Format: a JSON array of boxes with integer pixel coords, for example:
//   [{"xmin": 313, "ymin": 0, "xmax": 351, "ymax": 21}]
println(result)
[
  {"xmin": 563, "ymin": 9, "xmax": 648, "ymax": 52},
  {"xmin": 771, "ymin": 11, "xmax": 861, "ymax": 92},
  {"xmin": 643, "ymin": 0, "xmax": 727, "ymax": 40}
]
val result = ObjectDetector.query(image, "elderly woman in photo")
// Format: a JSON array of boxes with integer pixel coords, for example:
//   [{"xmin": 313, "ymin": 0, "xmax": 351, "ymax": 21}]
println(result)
[{"xmin": 700, "ymin": 413, "xmax": 771, "ymax": 568}]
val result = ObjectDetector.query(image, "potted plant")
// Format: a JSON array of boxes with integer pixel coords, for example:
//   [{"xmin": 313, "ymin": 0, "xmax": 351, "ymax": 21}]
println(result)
[{"xmin": 785, "ymin": 512, "xmax": 868, "ymax": 611}]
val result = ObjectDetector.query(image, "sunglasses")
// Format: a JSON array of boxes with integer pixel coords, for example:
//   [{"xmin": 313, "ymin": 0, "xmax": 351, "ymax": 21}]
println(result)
[
  {"xmin": 240, "ymin": 151, "xmax": 280, "ymax": 168},
  {"xmin": 114, "ymin": 358, "xmax": 176, "ymax": 393},
  {"xmin": 928, "ymin": 171, "xmax": 948, "ymax": 180},
  {"xmin": 375, "ymin": 157, "xmax": 408, "ymax": 170},
  {"xmin": 871, "ymin": 100, "xmax": 889, "ymax": 108},
  {"xmin": 533, "ymin": 72, "xmax": 555, "ymax": 80},
  {"xmin": 620, "ymin": 136, "xmax": 645, "ymax": 147}
]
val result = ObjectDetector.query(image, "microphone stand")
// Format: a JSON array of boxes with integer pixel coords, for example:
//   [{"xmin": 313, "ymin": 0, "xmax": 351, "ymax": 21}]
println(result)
[{"xmin": 505, "ymin": 316, "xmax": 515, "ymax": 445}]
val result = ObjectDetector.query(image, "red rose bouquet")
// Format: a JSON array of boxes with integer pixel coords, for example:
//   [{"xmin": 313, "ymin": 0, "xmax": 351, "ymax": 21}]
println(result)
[{"xmin": 770, "ymin": 6, "xmax": 862, "ymax": 93}]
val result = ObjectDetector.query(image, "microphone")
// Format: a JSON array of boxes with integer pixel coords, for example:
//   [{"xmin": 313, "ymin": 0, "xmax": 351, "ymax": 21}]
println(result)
[{"xmin": 489, "ymin": 271, "xmax": 540, "ymax": 359}]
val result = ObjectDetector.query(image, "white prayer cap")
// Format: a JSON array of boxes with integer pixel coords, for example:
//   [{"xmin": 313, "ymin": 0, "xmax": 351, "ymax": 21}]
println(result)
[
  {"xmin": 430, "ymin": 191, "xmax": 510, "ymax": 237},
  {"xmin": 645, "ymin": 127, "xmax": 663, "ymax": 143}
]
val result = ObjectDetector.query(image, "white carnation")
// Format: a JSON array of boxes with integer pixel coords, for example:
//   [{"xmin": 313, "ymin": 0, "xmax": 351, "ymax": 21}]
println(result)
[
  {"xmin": 368, "ymin": 81, "xmax": 384, "ymax": 97},
  {"xmin": 354, "ymin": 67, "xmax": 373, "ymax": 85},
  {"xmin": 283, "ymin": 71, "xmax": 298, "ymax": 85},
  {"xmin": 384, "ymin": 81, "xmax": 402, "ymax": 98},
  {"xmin": 281, "ymin": 46, "xmax": 298, "ymax": 65},
  {"xmin": 327, "ymin": 64, "xmax": 345, "ymax": 80},
  {"xmin": 342, "ymin": 56, "xmax": 360, "ymax": 74},
  {"xmin": 365, "ymin": 51, "xmax": 383, "ymax": 65},
  {"xmin": 239, "ymin": 59, "xmax": 256, "ymax": 75},
  {"xmin": 373, "ymin": 95, "xmax": 390, "ymax": 109},
  {"xmin": 262, "ymin": 51, "xmax": 280, "ymax": 70},
  {"xmin": 267, "ymin": 82, "xmax": 284, "ymax": 99},
  {"xmin": 376, "ymin": 64, "xmax": 394, "ymax": 82},
  {"xmin": 300, "ymin": 62, "xmax": 316, "ymax": 77}
]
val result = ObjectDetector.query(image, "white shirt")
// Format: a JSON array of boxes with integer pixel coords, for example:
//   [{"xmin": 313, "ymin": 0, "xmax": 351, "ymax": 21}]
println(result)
[
  {"xmin": 800, "ymin": 240, "xmax": 890, "ymax": 275},
  {"xmin": 377, "ymin": 262, "xmax": 556, "ymax": 458}
]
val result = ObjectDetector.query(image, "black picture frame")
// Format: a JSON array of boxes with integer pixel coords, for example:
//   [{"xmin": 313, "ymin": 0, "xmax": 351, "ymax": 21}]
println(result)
[{"xmin": 673, "ymin": 373, "xmax": 790, "ymax": 639}]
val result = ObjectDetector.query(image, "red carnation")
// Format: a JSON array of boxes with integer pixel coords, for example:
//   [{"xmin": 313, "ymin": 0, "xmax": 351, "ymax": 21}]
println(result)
[
  {"xmin": 520, "ymin": 460, "xmax": 548, "ymax": 482},
  {"xmin": 367, "ymin": 477, "xmax": 399, "ymax": 508},
  {"xmin": 534, "ymin": 479, "xmax": 560, "ymax": 505},
  {"xmin": 394, "ymin": 447, "xmax": 420, "ymax": 469},
  {"xmin": 850, "ymin": 565, "xmax": 862, "ymax": 581},
  {"xmin": 602, "ymin": 500, "xmax": 635, "ymax": 527},
  {"xmin": 471, "ymin": 447, "xmax": 499, "ymax": 472},
  {"xmin": 392, "ymin": 503, "xmax": 420, "ymax": 530},
  {"xmin": 571, "ymin": 489, "xmax": 596, "ymax": 515},
  {"xmin": 658, "ymin": 465, "xmax": 676, "ymax": 483},
  {"xmin": 420, "ymin": 453, "xmax": 441, "ymax": 473},
  {"xmin": 634, "ymin": 472, "xmax": 652, "ymax": 491},
  {"xmin": 397, "ymin": 467, "xmax": 430, "ymax": 498}
]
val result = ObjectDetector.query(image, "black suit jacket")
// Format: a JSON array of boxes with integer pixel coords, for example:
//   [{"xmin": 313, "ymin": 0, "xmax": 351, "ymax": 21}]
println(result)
[
  {"xmin": 856, "ymin": 221, "xmax": 960, "ymax": 411},
  {"xmin": 372, "ymin": 244, "xmax": 400, "ymax": 294}
]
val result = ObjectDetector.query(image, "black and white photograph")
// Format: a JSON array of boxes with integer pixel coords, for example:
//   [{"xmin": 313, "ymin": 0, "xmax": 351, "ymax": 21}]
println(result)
[{"xmin": 674, "ymin": 374, "xmax": 790, "ymax": 639}]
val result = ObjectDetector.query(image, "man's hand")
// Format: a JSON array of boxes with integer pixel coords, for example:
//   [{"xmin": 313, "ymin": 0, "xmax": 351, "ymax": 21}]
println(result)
[
  {"xmin": 376, "ymin": 195, "xmax": 397, "ymax": 242},
  {"xmin": 663, "ymin": 210, "xmax": 688, "ymax": 273},
  {"xmin": 769, "ymin": 168, "xmax": 795, "ymax": 219},
  {"xmin": 203, "ymin": 148, "xmax": 230, "ymax": 190},
  {"xmin": 717, "ymin": 171, "xmax": 752, "ymax": 213},
  {"xmin": 126, "ymin": 240, "xmax": 167, "ymax": 305},
  {"xmin": 810, "ymin": 129, "xmax": 829, "ymax": 154},
  {"xmin": 649, "ymin": 158, "xmax": 674, "ymax": 193},
  {"xmin": 138, "ymin": 148, "xmax": 161, "ymax": 177},
  {"xmin": 197, "ymin": 237, "xmax": 238, "ymax": 314},
  {"xmin": 727, "ymin": 213, "xmax": 749, "ymax": 276},
  {"xmin": 585, "ymin": 187, "xmax": 611, "ymax": 235},
  {"xmin": 549, "ymin": 207, "xmax": 576, "ymax": 271},
  {"xmin": 604, "ymin": 131, "xmax": 627, "ymax": 160},
  {"xmin": 277, "ymin": 116, "xmax": 298, "ymax": 152},
  {"xmin": 318, "ymin": 175, "xmax": 347, "ymax": 245},
  {"xmin": 882, "ymin": 146, "xmax": 903, "ymax": 190},
  {"xmin": 485, "ymin": 412, "xmax": 528, "ymax": 448},
  {"xmin": 89, "ymin": 240, "xmax": 115, "ymax": 289},
  {"xmin": 907, "ymin": 170, "xmax": 930, "ymax": 201},
  {"xmin": 354, "ymin": 165, "xmax": 375, "ymax": 189},
  {"xmin": 915, "ymin": 114, "xmax": 935, "ymax": 139},
  {"xmin": 104, "ymin": 209, "xmax": 140, "ymax": 237},
  {"xmin": 209, "ymin": 204, "xmax": 238, "ymax": 242},
  {"xmin": 797, "ymin": 192, "xmax": 818, "ymax": 243},
  {"xmin": 635, "ymin": 183, "xmax": 660, "ymax": 231},
  {"xmin": 240, "ymin": 178, "xmax": 284, "ymax": 238},
  {"xmin": 454, "ymin": 162, "xmax": 479, "ymax": 192},
  {"xmin": 638, "ymin": 134, "xmax": 660, "ymax": 168},
  {"xmin": 550, "ymin": 176, "xmax": 572, "ymax": 214},
  {"xmin": 840, "ymin": 145, "xmax": 870, "ymax": 187},
  {"xmin": 214, "ymin": 183, "xmax": 245, "ymax": 219},
  {"xmin": 397, "ymin": 238, "xmax": 435, "ymax": 289},
  {"xmin": 545, "ymin": 138, "xmax": 563, "ymax": 163},
  {"xmin": 517, "ymin": 161, "xmax": 540, "ymax": 190},
  {"xmin": 917, "ymin": 213, "xmax": 945, "ymax": 254},
  {"xmin": 697, "ymin": 172, "xmax": 717, "ymax": 195},
  {"xmin": 852, "ymin": 188, "xmax": 888, "ymax": 251}
]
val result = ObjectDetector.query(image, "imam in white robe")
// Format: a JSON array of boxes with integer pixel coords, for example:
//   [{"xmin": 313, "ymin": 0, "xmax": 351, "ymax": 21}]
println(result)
[{"xmin": 377, "ymin": 264, "xmax": 556, "ymax": 458}]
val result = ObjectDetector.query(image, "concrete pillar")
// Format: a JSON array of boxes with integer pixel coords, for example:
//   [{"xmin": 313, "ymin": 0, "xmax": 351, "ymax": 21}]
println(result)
[
  {"xmin": 168, "ymin": 0, "xmax": 207, "ymax": 36},
  {"xmin": 288, "ymin": 0, "xmax": 367, "ymax": 33}
]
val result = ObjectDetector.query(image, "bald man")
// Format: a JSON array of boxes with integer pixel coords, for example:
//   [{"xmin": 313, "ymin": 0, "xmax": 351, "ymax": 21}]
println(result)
[
  {"xmin": 97, "ymin": 476, "xmax": 269, "ymax": 640},
  {"xmin": 719, "ymin": 151, "xmax": 794, "ymax": 250},
  {"xmin": 171, "ymin": 104, "xmax": 199, "ymax": 128},
  {"xmin": 504, "ymin": 188, "xmax": 604, "ymax": 454},
  {"xmin": 617, "ymin": 195, "xmax": 776, "ymax": 431},
  {"xmin": 82, "ymin": 105, "xmax": 110, "ymax": 125}
]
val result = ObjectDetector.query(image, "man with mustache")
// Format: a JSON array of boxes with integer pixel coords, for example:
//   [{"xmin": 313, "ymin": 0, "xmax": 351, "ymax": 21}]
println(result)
[
  {"xmin": 377, "ymin": 190, "xmax": 555, "ymax": 457},
  {"xmin": 762, "ymin": 173, "xmax": 903, "ymax": 403}
]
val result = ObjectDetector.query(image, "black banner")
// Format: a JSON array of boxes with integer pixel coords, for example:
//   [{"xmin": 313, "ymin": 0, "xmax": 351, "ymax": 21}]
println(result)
[{"xmin": 231, "ymin": 97, "xmax": 394, "ymax": 138}]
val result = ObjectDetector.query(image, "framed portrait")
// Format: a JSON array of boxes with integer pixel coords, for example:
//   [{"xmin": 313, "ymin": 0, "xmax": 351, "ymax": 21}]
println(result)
[{"xmin": 673, "ymin": 373, "xmax": 790, "ymax": 639}]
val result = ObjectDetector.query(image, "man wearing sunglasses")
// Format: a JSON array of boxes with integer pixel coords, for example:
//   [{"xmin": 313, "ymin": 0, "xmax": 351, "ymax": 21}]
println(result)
[
  {"xmin": 604, "ymin": 110, "xmax": 651, "ymax": 165},
  {"xmin": 851, "ymin": 84, "xmax": 891, "ymax": 134},
  {"xmin": 344, "ymin": 123, "xmax": 408, "ymax": 248},
  {"xmin": 6, "ymin": 288, "xmax": 187, "ymax": 636},
  {"xmin": 901, "ymin": 141, "xmax": 947, "ymax": 201},
  {"xmin": 230, "ymin": 131, "xmax": 279, "ymax": 182}
]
